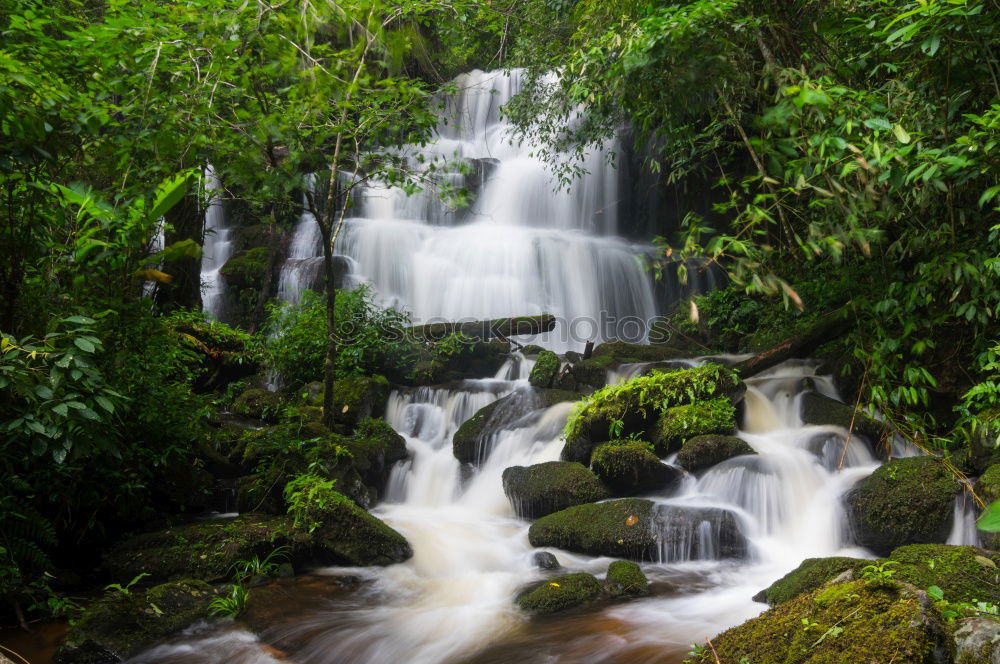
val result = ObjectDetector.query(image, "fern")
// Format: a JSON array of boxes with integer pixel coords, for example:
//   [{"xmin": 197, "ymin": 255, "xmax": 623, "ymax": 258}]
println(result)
[{"xmin": 0, "ymin": 478, "xmax": 56, "ymax": 589}]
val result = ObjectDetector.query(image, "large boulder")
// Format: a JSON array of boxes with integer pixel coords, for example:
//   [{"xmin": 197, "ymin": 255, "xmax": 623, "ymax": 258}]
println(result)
[
  {"xmin": 651, "ymin": 399, "xmax": 737, "ymax": 455},
  {"xmin": 605, "ymin": 560, "xmax": 649, "ymax": 598},
  {"xmin": 528, "ymin": 499, "xmax": 658, "ymax": 560},
  {"xmin": 846, "ymin": 456, "xmax": 960, "ymax": 555},
  {"xmin": 590, "ymin": 440, "xmax": 683, "ymax": 495},
  {"xmin": 677, "ymin": 434, "xmax": 755, "ymax": 472},
  {"xmin": 528, "ymin": 350, "xmax": 560, "ymax": 388},
  {"xmin": 800, "ymin": 392, "xmax": 892, "ymax": 457},
  {"xmin": 688, "ymin": 581, "xmax": 951, "ymax": 664},
  {"xmin": 347, "ymin": 417, "xmax": 409, "ymax": 499},
  {"xmin": 887, "ymin": 544, "xmax": 1000, "ymax": 604},
  {"xmin": 55, "ymin": 580, "xmax": 217, "ymax": 663},
  {"xmin": 502, "ymin": 461, "xmax": 610, "ymax": 519},
  {"xmin": 655, "ymin": 505, "xmax": 749, "ymax": 562},
  {"xmin": 754, "ymin": 556, "xmax": 869, "ymax": 606},
  {"xmin": 329, "ymin": 375, "xmax": 391, "ymax": 426},
  {"xmin": 515, "ymin": 572, "xmax": 603, "ymax": 615}
]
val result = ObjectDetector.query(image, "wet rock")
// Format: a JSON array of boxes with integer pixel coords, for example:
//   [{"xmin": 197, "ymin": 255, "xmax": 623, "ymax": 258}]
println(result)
[
  {"xmin": 953, "ymin": 617, "xmax": 1000, "ymax": 664},
  {"xmin": 232, "ymin": 388, "xmax": 285, "ymax": 422},
  {"xmin": 605, "ymin": 560, "xmax": 649, "ymax": 598},
  {"xmin": 755, "ymin": 556, "xmax": 868, "ymax": 606},
  {"xmin": 515, "ymin": 573, "xmax": 603, "ymax": 615},
  {"xmin": 532, "ymin": 551, "xmax": 560, "ymax": 570},
  {"xmin": 676, "ymin": 434, "xmax": 755, "ymax": 473},
  {"xmin": 55, "ymin": 580, "xmax": 217, "ymax": 664},
  {"xmin": 800, "ymin": 392, "xmax": 891, "ymax": 457},
  {"xmin": 528, "ymin": 498, "xmax": 658, "ymax": 560},
  {"xmin": 651, "ymin": 399, "xmax": 737, "ymax": 455},
  {"xmin": 590, "ymin": 440, "xmax": 682, "ymax": 495},
  {"xmin": 502, "ymin": 461, "xmax": 610, "ymax": 519},
  {"xmin": 688, "ymin": 581, "xmax": 951, "ymax": 664},
  {"xmin": 654, "ymin": 505, "xmax": 748, "ymax": 562},
  {"xmin": 846, "ymin": 456, "xmax": 960, "ymax": 556},
  {"xmin": 528, "ymin": 350, "xmax": 560, "ymax": 388},
  {"xmin": 220, "ymin": 247, "xmax": 269, "ymax": 290}
]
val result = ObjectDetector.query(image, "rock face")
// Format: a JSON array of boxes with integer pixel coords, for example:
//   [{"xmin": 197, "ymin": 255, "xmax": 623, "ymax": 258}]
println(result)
[
  {"xmin": 676, "ymin": 434, "xmax": 755, "ymax": 472},
  {"xmin": 605, "ymin": 560, "xmax": 649, "ymax": 598},
  {"xmin": 651, "ymin": 399, "xmax": 737, "ymax": 455},
  {"xmin": 690, "ymin": 581, "xmax": 951, "ymax": 664},
  {"xmin": 502, "ymin": 461, "xmax": 610, "ymax": 519},
  {"xmin": 755, "ymin": 556, "xmax": 868, "ymax": 606},
  {"xmin": 528, "ymin": 350, "xmax": 560, "ymax": 388},
  {"xmin": 953, "ymin": 617, "xmax": 1000, "ymax": 664},
  {"xmin": 329, "ymin": 375, "xmax": 391, "ymax": 426},
  {"xmin": 232, "ymin": 387, "xmax": 285, "ymax": 422},
  {"xmin": 105, "ymin": 511, "xmax": 411, "ymax": 585},
  {"xmin": 528, "ymin": 499, "xmax": 658, "ymax": 560},
  {"xmin": 55, "ymin": 580, "xmax": 217, "ymax": 663},
  {"xmin": 590, "ymin": 440, "xmax": 682, "ymax": 495},
  {"xmin": 654, "ymin": 505, "xmax": 748, "ymax": 562},
  {"xmin": 846, "ymin": 456, "xmax": 960, "ymax": 555},
  {"xmin": 800, "ymin": 391, "xmax": 891, "ymax": 457},
  {"xmin": 515, "ymin": 573, "xmax": 603, "ymax": 615}
]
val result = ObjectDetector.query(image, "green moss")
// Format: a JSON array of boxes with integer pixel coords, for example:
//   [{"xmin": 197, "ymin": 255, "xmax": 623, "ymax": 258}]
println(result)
[
  {"xmin": 57, "ymin": 579, "xmax": 217, "ymax": 662},
  {"xmin": 677, "ymin": 434, "xmax": 755, "ymax": 472},
  {"xmin": 651, "ymin": 399, "xmax": 737, "ymax": 455},
  {"xmin": 330, "ymin": 375, "xmax": 390, "ymax": 426},
  {"xmin": 692, "ymin": 581, "xmax": 949, "ymax": 664},
  {"xmin": 589, "ymin": 341, "xmax": 691, "ymax": 364},
  {"xmin": 847, "ymin": 456, "xmax": 960, "ymax": 555},
  {"xmin": 605, "ymin": 560, "xmax": 649, "ymax": 597},
  {"xmin": 220, "ymin": 247, "xmax": 269, "ymax": 290},
  {"xmin": 889, "ymin": 544, "xmax": 1000, "ymax": 604},
  {"xmin": 502, "ymin": 461, "xmax": 610, "ymax": 519},
  {"xmin": 528, "ymin": 498, "xmax": 657, "ymax": 560},
  {"xmin": 232, "ymin": 387, "xmax": 285, "ymax": 422},
  {"xmin": 759, "ymin": 557, "xmax": 869, "ymax": 606},
  {"xmin": 977, "ymin": 464, "xmax": 1000, "ymax": 551},
  {"xmin": 515, "ymin": 573, "xmax": 603, "ymax": 615},
  {"xmin": 528, "ymin": 350, "xmax": 560, "ymax": 388},
  {"xmin": 590, "ymin": 440, "xmax": 680, "ymax": 495}
]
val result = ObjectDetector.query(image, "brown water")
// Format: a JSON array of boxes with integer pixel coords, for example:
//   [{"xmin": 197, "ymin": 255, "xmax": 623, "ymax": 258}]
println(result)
[{"xmin": 0, "ymin": 621, "xmax": 67, "ymax": 664}]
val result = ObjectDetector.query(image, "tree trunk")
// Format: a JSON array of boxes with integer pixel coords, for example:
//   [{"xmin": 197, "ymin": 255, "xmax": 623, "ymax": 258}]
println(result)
[
  {"xmin": 734, "ymin": 305, "xmax": 854, "ymax": 378},
  {"xmin": 320, "ymin": 221, "xmax": 338, "ymax": 430}
]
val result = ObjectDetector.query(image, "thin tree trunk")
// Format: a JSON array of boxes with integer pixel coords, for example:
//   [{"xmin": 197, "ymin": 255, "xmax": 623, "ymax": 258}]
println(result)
[{"xmin": 321, "ymin": 222, "xmax": 338, "ymax": 430}]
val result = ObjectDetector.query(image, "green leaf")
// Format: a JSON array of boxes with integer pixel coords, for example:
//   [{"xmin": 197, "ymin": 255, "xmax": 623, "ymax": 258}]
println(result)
[
  {"xmin": 95, "ymin": 395, "xmax": 115, "ymax": 413},
  {"xmin": 52, "ymin": 403, "xmax": 69, "ymax": 417},
  {"xmin": 926, "ymin": 585, "xmax": 944, "ymax": 601},
  {"xmin": 63, "ymin": 315, "xmax": 95, "ymax": 325},
  {"xmin": 978, "ymin": 500, "xmax": 1000, "ymax": 532},
  {"xmin": 73, "ymin": 337, "xmax": 96, "ymax": 353},
  {"xmin": 149, "ymin": 172, "xmax": 193, "ymax": 221},
  {"xmin": 892, "ymin": 124, "xmax": 911, "ymax": 144}
]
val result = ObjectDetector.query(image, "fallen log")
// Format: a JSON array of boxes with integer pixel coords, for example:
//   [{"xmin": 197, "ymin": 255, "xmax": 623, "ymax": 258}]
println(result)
[
  {"xmin": 407, "ymin": 314, "xmax": 556, "ymax": 341},
  {"xmin": 734, "ymin": 305, "xmax": 854, "ymax": 378}
]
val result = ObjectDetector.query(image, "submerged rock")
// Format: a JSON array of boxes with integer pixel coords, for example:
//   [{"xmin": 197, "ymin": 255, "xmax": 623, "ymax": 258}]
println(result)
[
  {"xmin": 846, "ymin": 456, "xmax": 960, "ymax": 556},
  {"xmin": 676, "ymin": 434, "xmax": 755, "ymax": 473},
  {"xmin": 590, "ymin": 440, "xmax": 682, "ymax": 495},
  {"xmin": 515, "ymin": 573, "xmax": 603, "ymax": 615},
  {"xmin": 528, "ymin": 350, "xmax": 560, "ymax": 388},
  {"xmin": 502, "ymin": 461, "xmax": 610, "ymax": 519},
  {"xmin": 651, "ymin": 399, "xmax": 737, "ymax": 455},
  {"xmin": 604, "ymin": 560, "xmax": 649, "ymax": 598},
  {"xmin": 55, "ymin": 579, "xmax": 217, "ymax": 663},
  {"xmin": 528, "ymin": 499, "xmax": 658, "ymax": 560},
  {"xmin": 689, "ymin": 581, "xmax": 951, "ymax": 664}
]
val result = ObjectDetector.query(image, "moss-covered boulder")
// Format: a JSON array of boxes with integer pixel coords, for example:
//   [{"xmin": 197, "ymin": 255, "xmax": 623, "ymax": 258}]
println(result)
[
  {"xmin": 754, "ymin": 557, "xmax": 869, "ymax": 606},
  {"xmin": 329, "ymin": 375, "xmax": 391, "ymax": 427},
  {"xmin": 55, "ymin": 580, "xmax": 217, "ymax": 663},
  {"xmin": 232, "ymin": 387, "xmax": 285, "ymax": 422},
  {"xmin": 220, "ymin": 247, "xmax": 270, "ymax": 290},
  {"xmin": 846, "ymin": 456, "xmax": 960, "ymax": 555},
  {"xmin": 689, "ymin": 581, "xmax": 950, "ymax": 664},
  {"xmin": 605, "ymin": 560, "xmax": 649, "ymax": 598},
  {"xmin": 528, "ymin": 498, "xmax": 657, "ymax": 560},
  {"xmin": 888, "ymin": 544, "xmax": 1000, "ymax": 604},
  {"xmin": 105, "ymin": 510, "xmax": 411, "ymax": 585},
  {"xmin": 976, "ymin": 464, "xmax": 1000, "ymax": 550},
  {"xmin": 528, "ymin": 350, "xmax": 560, "ymax": 388},
  {"xmin": 515, "ymin": 573, "xmax": 603, "ymax": 615},
  {"xmin": 561, "ymin": 365, "xmax": 743, "ymax": 464},
  {"xmin": 651, "ymin": 399, "xmax": 737, "ymax": 455},
  {"xmin": 800, "ymin": 392, "xmax": 892, "ymax": 457},
  {"xmin": 348, "ymin": 417, "xmax": 409, "ymax": 497},
  {"xmin": 502, "ymin": 461, "xmax": 610, "ymax": 519},
  {"xmin": 677, "ymin": 434, "xmax": 755, "ymax": 473},
  {"xmin": 590, "ymin": 440, "xmax": 682, "ymax": 495}
]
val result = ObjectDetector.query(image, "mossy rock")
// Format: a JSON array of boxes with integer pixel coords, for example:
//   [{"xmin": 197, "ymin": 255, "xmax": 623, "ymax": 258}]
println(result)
[
  {"xmin": 976, "ymin": 464, "xmax": 1000, "ymax": 550},
  {"xmin": 502, "ymin": 461, "xmax": 610, "ymax": 519},
  {"xmin": 800, "ymin": 392, "xmax": 892, "ymax": 457},
  {"xmin": 651, "ymin": 398, "xmax": 737, "ymax": 455},
  {"xmin": 220, "ymin": 247, "xmax": 270, "ymax": 290},
  {"xmin": 677, "ymin": 435, "xmax": 756, "ymax": 473},
  {"xmin": 346, "ymin": 417, "xmax": 409, "ymax": 498},
  {"xmin": 307, "ymin": 489, "xmax": 413, "ymax": 567},
  {"xmin": 755, "ymin": 556, "xmax": 869, "ymax": 606},
  {"xmin": 55, "ymin": 580, "xmax": 217, "ymax": 663},
  {"xmin": 528, "ymin": 498, "xmax": 657, "ymax": 560},
  {"xmin": 888, "ymin": 544, "xmax": 1000, "ymax": 604},
  {"xmin": 232, "ymin": 387, "xmax": 284, "ymax": 422},
  {"xmin": 528, "ymin": 350, "xmax": 560, "ymax": 389},
  {"xmin": 656, "ymin": 505, "xmax": 748, "ymax": 561},
  {"xmin": 605, "ymin": 560, "xmax": 649, "ymax": 598},
  {"xmin": 589, "ymin": 341, "xmax": 692, "ymax": 365},
  {"xmin": 231, "ymin": 223, "xmax": 274, "ymax": 252},
  {"xmin": 329, "ymin": 375, "xmax": 391, "ymax": 427},
  {"xmin": 515, "ymin": 573, "xmax": 603, "ymax": 615},
  {"xmin": 846, "ymin": 456, "xmax": 960, "ymax": 555},
  {"xmin": 590, "ymin": 440, "xmax": 682, "ymax": 495},
  {"xmin": 690, "ymin": 581, "xmax": 950, "ymax": 664}
]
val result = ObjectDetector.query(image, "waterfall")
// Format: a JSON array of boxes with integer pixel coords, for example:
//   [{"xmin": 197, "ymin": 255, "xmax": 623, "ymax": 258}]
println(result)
[{"xmin": 200, "ymin": 166, "xmax": 234, "ymax": 320}]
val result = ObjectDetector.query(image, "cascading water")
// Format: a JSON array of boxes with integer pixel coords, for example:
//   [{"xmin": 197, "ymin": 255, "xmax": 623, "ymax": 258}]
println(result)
[{"xmin": 200, "ymin": 167, "xmax": 234, "ymax": 320}]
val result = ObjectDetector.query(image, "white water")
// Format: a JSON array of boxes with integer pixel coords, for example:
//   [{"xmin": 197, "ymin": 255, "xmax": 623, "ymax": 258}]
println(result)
[{"xmin": 200, "ymin": 166, "xmax": 234, "ymax": 320}]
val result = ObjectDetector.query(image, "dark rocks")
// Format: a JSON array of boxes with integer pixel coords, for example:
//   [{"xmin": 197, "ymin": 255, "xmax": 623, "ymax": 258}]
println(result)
[
  {"xmin": 528, "ymin": 499, "xmax": 658, "ymax": 560},
  {"xmin": 653, "ymin": 505, "xmax": 748, "ymax": 562},
  {"xmin": 502, "ymin": 461, "xmax": 610, "ymax": 519},
  {"xmin": 532, "ymin": 551, "xmax": 560, "ymax": 570},
  {"xmin": 846, "ymin": 456, "xmax": 960, "ymax": 555},
  {"xmin": 605, "ymin": 560, "xmax": 649, "ymax": 598},
  {"xmin": 590, "ymin": 440, "xmax": 682, "ymax": 495},
  {"xmin": 515, "ymin": 573, "xmax": 603, "ymax": 615},
  {"xmin": 800, "ymin": 392, "xmax": 891, "ymax": 457},
  {"xmin": 676, "ymin": 435, "xmax": 755, "ymax": 473},
  {"xmin": 330, "ymin": 375, "xmax": 391, "ymax": 427},
  {"xmin": 528, "ymin": 350, "xmax": 560, "ymax": 388},
  {"xmin": 232, "ymin": 387, "xmax": 284, "ymax": 422}
]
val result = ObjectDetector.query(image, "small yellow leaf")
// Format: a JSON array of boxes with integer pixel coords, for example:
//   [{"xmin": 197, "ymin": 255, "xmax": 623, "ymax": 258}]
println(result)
[{"xmin": 549, "ymin": 582, "xmax": 560, "ymax": 588}]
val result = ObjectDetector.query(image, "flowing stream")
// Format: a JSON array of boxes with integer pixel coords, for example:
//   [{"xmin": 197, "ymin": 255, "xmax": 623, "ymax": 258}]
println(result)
[{"xmin": 134, "ymin": 70, "xmax": 975, "ymax": 663}]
